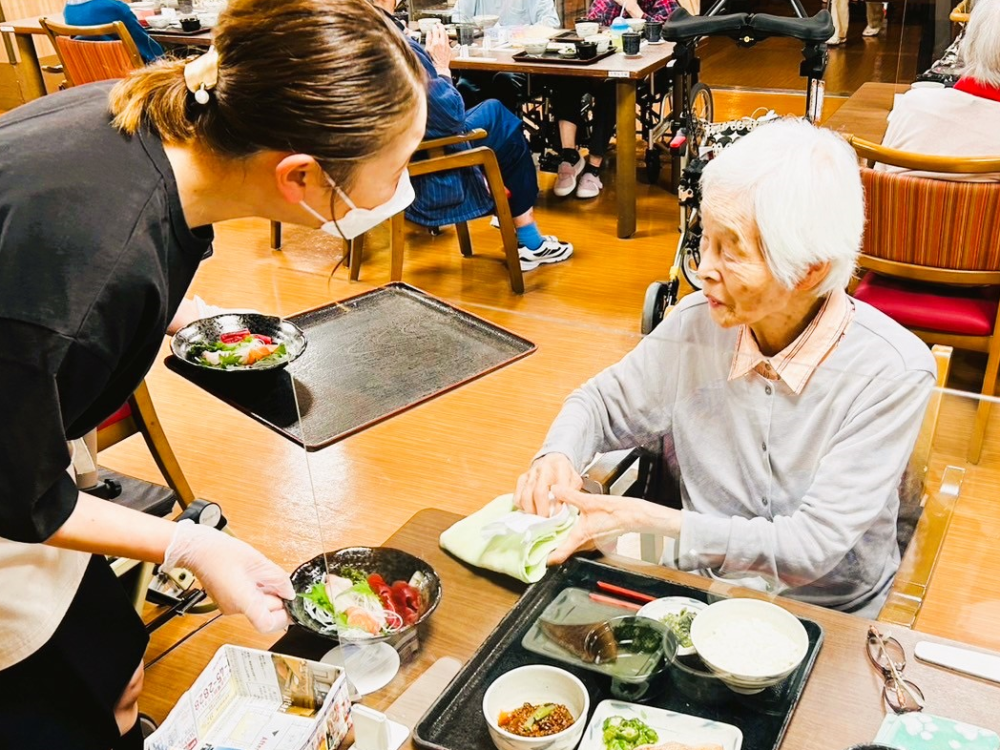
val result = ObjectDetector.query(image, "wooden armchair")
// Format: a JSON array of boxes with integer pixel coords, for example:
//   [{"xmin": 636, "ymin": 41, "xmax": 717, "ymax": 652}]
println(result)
[
  {"xmin": 847, "ymin": 136, "xmax": 1000, "ymax": 463},
  {"xmin": 80, "ymin": 380, "xmax": 211, "ymax": 616},
  {"xmin": 39, "ymin": 18, "xmax": 143, "ymax": 87},
  {"xmin": 269, "ymin": 128, "xmax": 524, "ymax": 294}
]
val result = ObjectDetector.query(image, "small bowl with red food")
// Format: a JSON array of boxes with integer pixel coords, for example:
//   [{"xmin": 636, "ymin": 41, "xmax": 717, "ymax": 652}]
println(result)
[
  {"xmin": 287, "ymin": 547, "xmax": 443, "ymax": 644},
  {"xmin": 482, "ymin": 665, "xmax": 590, "ymax": 750},
  {"xmin": 171, "ymin": 313, "xmax": 307, "ymax": 372}
]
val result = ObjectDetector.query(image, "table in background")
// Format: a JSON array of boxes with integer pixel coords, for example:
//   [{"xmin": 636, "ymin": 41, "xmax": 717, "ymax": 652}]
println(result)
[
  {"xmin": 451, "ymin": 41, "xmax": 676, "ymax": 239},
  {"xmin": 142, "ymin": 508, "xmax": 1000, "ymax": 749},
  {"xmin": 0, "ymin": 13, "xmax": 211, "ymax": 103},
  {"xmin": 823, "ymin": 81, "xmax": 912, "ymax": 144}
]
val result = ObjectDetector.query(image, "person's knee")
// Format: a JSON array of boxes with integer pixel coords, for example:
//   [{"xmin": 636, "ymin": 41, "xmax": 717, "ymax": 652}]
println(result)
[{"xmin": 114, "ymin": 662, "xmax": 145, "ymax": 735}]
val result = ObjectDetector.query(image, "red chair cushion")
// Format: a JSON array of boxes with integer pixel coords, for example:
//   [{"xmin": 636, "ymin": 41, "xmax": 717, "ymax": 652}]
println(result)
[
  {"xmin": 855, "ymin": 272, "xmax": 1000, "ymax": 337},
  {"xmin": 98, "ymin": 403, "xmax": 132, "ymax": 431}
]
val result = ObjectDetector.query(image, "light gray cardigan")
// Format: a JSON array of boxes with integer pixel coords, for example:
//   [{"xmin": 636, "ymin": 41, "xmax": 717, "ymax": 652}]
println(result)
[{"xmin": 539, "ymin": 292, "xmax": 936, "ymax": 615}]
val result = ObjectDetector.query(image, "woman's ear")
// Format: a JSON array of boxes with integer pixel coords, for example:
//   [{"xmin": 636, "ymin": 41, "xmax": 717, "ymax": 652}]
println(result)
[
  {"xmin": 273, "ymin": 154, "xmax": 325, "ymax": 205},
  {"xmin": 796, "ymin": 261, "xmax": 832, "ymax": 292}
]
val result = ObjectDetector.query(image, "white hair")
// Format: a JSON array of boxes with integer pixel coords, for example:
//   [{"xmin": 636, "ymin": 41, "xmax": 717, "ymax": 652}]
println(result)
[
  {"xmin": 699, "ymin": 118, "xmax": 864, "ymax": 297},
  {"xmin": 962, "ymin": 0, "xmax": 1000, "ymax": 88}
]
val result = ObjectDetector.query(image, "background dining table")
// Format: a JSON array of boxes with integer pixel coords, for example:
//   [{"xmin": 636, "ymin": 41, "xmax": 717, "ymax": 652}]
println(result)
[
  {"xmin": 450, "ymin": 39, "xmax": 677, "ymax": 240},
  {"xmin": 140, "ymin": 508, "xmax": 1000, "ymax": 750}
]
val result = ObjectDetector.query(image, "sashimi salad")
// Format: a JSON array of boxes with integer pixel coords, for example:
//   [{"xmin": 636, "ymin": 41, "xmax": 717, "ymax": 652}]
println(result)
[
  {"xmin": 299, "ymin": 568, "xmax": 431, "ymax": 639},
  {"xmin": 188, "ymin": 329, "xmax": 289, "ymax": 369}
]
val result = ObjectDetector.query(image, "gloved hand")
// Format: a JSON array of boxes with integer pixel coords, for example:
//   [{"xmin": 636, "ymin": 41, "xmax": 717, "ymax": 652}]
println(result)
[
  {"xmin": 167, "ymin": 296, "xmax": 261, "ymax": 335},
  {"xmin": 163, "ymin": 520, "xmax": 294, "ymax": 633}
]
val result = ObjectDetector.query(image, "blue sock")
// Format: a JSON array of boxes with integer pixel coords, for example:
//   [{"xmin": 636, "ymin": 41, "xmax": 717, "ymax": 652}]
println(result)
[{"xmin": 516, "ymin": 223, "xmax": 544, "ymax": 251}]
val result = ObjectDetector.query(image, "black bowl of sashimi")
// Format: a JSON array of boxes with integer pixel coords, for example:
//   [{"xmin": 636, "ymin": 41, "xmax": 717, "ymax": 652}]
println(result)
[
  {"xmin": 287, "ymin": 547, "xmax": 443, "ymax": 644},
  {"xmin": 171, "ymin": 313, "xmax": 307, "ymax": 372}
]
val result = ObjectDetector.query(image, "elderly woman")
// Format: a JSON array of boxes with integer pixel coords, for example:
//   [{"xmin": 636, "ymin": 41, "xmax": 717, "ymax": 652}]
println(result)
[
  {"xmin": 516, "ymin": 120, "xmax": 936, "ymax": 618},
  {"xmin": 876, "ymin": 0, "xmax": 1000, "ymax": 180}
]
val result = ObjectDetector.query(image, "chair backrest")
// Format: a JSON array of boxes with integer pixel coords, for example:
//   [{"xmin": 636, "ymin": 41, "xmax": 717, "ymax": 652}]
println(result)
[
  {"xmin": 849, "ymin": 136, "xmax": 1000, "ymax": 281},
  {"xmin": 39, "ymin": 17, "xmax": 143, "ymax": 87}
]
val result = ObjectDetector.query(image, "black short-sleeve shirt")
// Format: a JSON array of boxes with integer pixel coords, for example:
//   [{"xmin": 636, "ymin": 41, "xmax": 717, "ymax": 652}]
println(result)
[{"xmin": 0, "ymin": 82, "xmax": 213, "ymax": 543}]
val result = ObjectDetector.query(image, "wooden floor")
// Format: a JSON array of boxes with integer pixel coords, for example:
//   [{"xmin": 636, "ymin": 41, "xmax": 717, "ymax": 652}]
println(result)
[
  {"xmin": 6, "ymin": 5, "xmax": 995, "ymax": 719},
  {"xmin": 100, "ymin": 89, "xmax": 1000, "ymax": 722}
]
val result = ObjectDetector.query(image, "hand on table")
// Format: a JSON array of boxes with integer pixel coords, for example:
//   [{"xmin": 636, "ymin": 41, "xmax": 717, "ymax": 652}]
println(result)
[
  {"xmin": 425, "ymin": 24, "xmax": 455, "ymax": 75},
  {"xmin": 163, "ymin": 520, "xmax": 294, "ymax": 633},
  {"xmin": 515, "ymin": 453, "xmax": 583, "ymax": 517}
]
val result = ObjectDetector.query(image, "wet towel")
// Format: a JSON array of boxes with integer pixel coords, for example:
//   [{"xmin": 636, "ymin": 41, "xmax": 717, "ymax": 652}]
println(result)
[{"xmin": 439, "ymin": 494, "xmax": 577, "ymax": 583}]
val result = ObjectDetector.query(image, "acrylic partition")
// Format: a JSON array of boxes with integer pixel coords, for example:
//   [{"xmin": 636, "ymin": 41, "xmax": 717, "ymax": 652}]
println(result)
[{"xmin": 271, "ymin": 279, "xmax": 1000, "ymax": 674}]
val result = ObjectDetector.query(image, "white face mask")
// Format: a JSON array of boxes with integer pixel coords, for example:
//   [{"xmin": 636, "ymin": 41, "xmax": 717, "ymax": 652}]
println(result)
[{"xmin": 299, "ymin": 170, "xmax": 415, "ymax": 241}]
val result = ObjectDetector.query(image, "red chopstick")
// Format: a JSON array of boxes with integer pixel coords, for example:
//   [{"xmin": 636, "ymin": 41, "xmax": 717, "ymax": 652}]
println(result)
[
  {"xmin": 596, "ymin": 581, "xmax": 655, "ymax": 603},
  {"xmin": 589, "ymin": 593, "xmax": 642, "ymax": 611}
]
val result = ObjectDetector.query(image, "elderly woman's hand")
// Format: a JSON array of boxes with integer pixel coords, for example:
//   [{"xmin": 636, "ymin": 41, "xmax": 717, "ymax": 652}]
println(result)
[
  {"xmin": 425, "ymin": 24, "xmax": 455, "ymax": 75},
  {"xmin": 547, "ymin": 487, "xmax": 683, "ymax": 565},
  {"xmin": 515, "ymin": 453, "xmax": 582, "ymax": 517}
]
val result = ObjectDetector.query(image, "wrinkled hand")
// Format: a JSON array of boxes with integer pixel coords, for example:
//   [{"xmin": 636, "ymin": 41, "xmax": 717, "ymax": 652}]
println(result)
[
  {"xmin": 515, "ymin": 453, "xmax": 583, "ymax": 517},
  {"xmin": 163, "ymin": 521, "xmax": 294, "ymax": 633},
  {"xmin": 425, "ymin": 24, "xmax": 455, "ymax": 73},
  {"xmin": 546, "ymin": 486, "xmax": 639, "ymax": 565}
]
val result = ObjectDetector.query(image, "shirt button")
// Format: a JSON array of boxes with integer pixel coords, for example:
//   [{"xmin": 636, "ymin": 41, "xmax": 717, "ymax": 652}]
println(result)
[
  {"xmin": 765, "ymin": 385, "xmax": 772, "ymax": 396},
  {"xmin": 762, "ymin": 497, "xmax": 769, "ymax": 506},
  {"xmin": 762, "ymin": 442, "xmax": 767, "ymax": 452}
]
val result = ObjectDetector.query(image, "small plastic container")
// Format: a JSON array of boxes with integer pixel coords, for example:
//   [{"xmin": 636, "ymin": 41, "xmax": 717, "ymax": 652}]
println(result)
[{"xmin": 610, "ymin": 17, "xmax": 629, "ymax": 51}]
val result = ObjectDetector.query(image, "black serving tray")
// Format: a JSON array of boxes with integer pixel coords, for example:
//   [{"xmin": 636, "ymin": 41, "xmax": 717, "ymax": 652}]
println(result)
[
  {"xmin": 166, "ymin": 283, "xmax": 535, "ymax": 450},
  {"xmin": 512, "ymin": 48, "xmax": 616, "ymax": 65},
  {"xmin": 414, "ymin": 558, "xmax": 824, "ymax": 750}
]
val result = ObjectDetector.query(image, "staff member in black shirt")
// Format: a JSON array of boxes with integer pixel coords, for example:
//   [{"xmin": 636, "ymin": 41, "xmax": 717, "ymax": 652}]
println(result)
[{"xmin": 0, "ymin": 0, "xmax": 427, "ymax": 748}]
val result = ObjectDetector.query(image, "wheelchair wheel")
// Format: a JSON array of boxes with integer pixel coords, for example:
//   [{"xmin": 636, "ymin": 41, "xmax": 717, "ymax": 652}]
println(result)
[
  {"xmin": 689, "ymin": 82, "xmax": 714, "ymax": 142},
  {"xmin": 642, "ymin": 280, "xmax": 677, "ymax": 335},
  {"xmin": 681, "ymin": 243, "xmax": 703, "ymax": 290},
  {"xmin": 644, "ymin": 148, "xmax": 662, "ymax": 184}
]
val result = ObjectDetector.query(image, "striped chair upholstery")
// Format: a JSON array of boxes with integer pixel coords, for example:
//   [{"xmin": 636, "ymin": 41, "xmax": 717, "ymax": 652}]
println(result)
[
  {"xmin": 53, "ymin": 36, "xmax": 138, "ymax": 85},
  {"xmin": 39, "ymin": 18, "xmax": 143, "ymax": 88},
  {"xmin": 860, "ymin": 168, "xmax": 1000, "ymax": 271}
]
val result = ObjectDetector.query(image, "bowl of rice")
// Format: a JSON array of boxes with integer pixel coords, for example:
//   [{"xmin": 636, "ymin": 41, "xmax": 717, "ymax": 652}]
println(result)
[{"xmin": 689, "ymin": 598, "xmax": 808, "ymax": 694}]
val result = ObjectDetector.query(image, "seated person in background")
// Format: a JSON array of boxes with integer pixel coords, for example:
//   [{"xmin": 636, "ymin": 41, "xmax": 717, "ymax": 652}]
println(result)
[
  {"xmin": 516, "ymin": 120, "xmax": 936, "ymax": 618},
  {"xmin": 451, "ymin": 0, "xmax": 560, "ymax": 114},
  {"xmin": 550, "ymin": 0, "xmax": 677, "ymax": 199},
  {"xmin": 375, "ymin": 4, "xmax": 572, "ymax": 270},
  {"xmin": 876, "ymin": 0, "xmax": 1000, "ymax": 180},
  {"xmin": 64, "ymin": 0, "xmax": 164, "ymax": 63}
]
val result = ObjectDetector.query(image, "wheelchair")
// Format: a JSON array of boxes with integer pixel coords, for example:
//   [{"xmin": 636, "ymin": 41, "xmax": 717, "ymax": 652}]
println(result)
[{"xmin": 640, "ymin": 2, "xmax": 835, "ymax": 335}]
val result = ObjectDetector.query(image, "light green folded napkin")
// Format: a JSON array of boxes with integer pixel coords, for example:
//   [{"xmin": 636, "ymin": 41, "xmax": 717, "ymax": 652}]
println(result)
[{"xmin": 439, "ymin": 494, "xmax": 578, "ymax": 583}]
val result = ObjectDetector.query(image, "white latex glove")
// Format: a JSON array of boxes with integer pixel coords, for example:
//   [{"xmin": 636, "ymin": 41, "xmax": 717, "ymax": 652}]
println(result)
[
  {"xmin": 163, "ymin": 520, "xmax": 294, "ymax": 633},
  {"xmin": 167, "ymin": 296, "xmax": 262, "ymax": 335},
  {"xmin": 192, "ymin": 295, "xmax": 260, "ymax": 320}
]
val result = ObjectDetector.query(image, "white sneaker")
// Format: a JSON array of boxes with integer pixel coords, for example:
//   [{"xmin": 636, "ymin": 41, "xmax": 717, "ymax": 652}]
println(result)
[
  {"xmin": 862, "ymin": 24, "xmax": 881, "ymax": 36},
  {"xmin": 576, "ymin": 171, "xmax": 603, "ymax": 199},
  {"xmin": 519, "ymin": 236, "xmax": 574, "ymax": 271},
  {"xmin": 554, "ymin": 157, "xmax": 585, "ymax": 197}
]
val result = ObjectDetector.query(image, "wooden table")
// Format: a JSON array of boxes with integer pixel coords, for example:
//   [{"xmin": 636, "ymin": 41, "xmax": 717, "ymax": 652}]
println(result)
[
  {"xmin": 0, "ymin": 13, "xmax": 211, "ymax": 103},
  {"xmin": 823, "ymin": 81, "xmax": 912, "ymax": 144},
  {"xmin": 143, "ymin": 508, "xmax": 1000, "ymax": 749},
  {"xmin": 451, "ymin": 41, "xmax": 676, "ymax": 239}
]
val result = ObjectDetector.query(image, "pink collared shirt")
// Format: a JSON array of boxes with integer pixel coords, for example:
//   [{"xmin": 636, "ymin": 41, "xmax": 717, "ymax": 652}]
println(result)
[{"xmin": 728, "ymin": 290, "xmax": 855, "ymax": 394}]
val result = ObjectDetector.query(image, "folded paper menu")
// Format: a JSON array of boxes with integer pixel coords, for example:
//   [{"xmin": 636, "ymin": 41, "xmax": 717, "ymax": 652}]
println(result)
[{"xmin": 439, "ymin": 494, "xmax": 577, "ymax": 583}]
